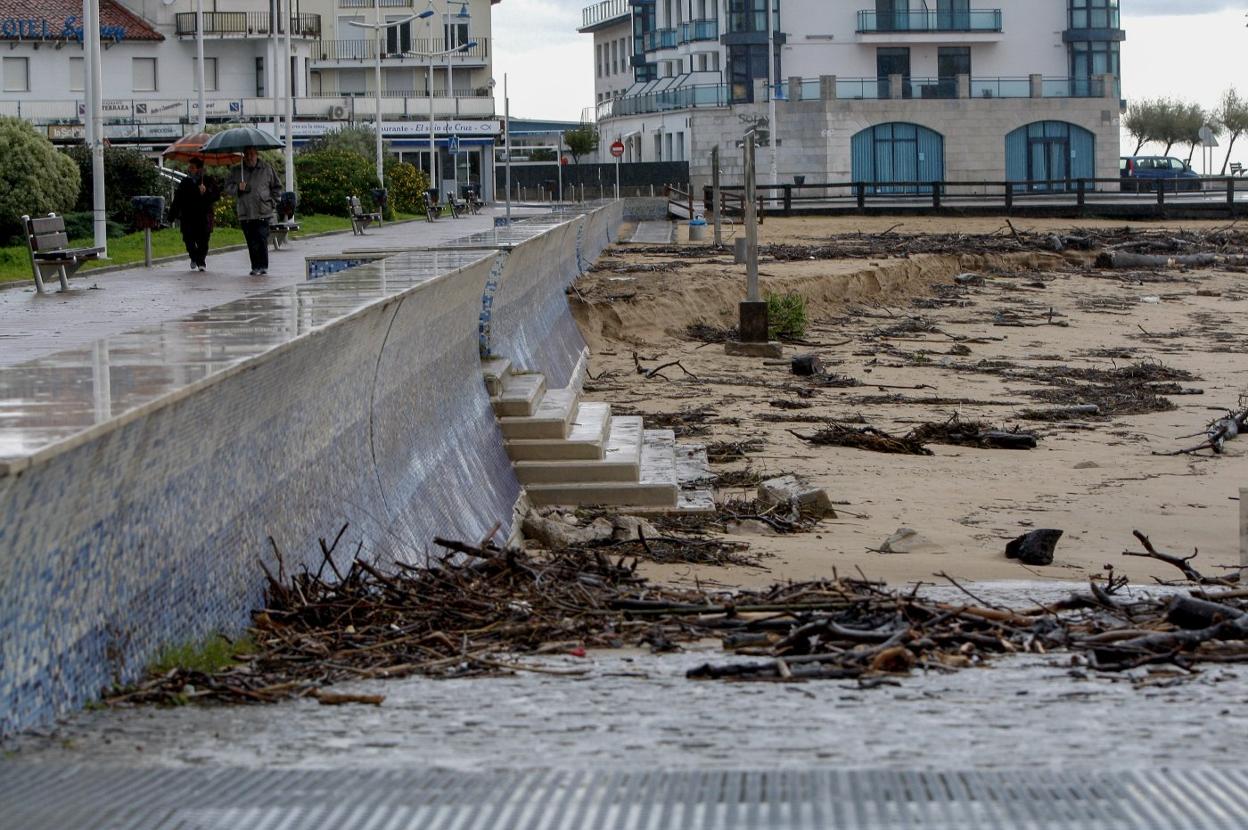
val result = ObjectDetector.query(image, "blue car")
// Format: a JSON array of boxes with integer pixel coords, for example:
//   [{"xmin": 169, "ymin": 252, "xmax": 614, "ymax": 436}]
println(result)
[{"xmin": 1120, "ymin": 156, "xmax": 1203, "ymax": 192}]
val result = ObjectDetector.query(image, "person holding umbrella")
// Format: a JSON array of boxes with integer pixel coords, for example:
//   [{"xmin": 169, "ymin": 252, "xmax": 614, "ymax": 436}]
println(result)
[
  {"xmin": 225, "ymin": 146, "xmax": 283, "ymax": 276},
  {"xmin": 168, "ymin": 157, "xmax": 219, "ymax": 272}
]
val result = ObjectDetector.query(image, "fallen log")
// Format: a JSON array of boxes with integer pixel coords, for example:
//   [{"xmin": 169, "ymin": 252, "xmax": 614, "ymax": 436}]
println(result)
[{"xmin": 1094, "ymin": 252, "xmax": 1217, "ymax": 269}]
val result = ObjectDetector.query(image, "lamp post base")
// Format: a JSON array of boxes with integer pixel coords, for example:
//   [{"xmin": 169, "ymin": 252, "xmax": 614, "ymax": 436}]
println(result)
[{"xmin": 738, "ymin": 300, "xmax": 769, "ymax": 343}]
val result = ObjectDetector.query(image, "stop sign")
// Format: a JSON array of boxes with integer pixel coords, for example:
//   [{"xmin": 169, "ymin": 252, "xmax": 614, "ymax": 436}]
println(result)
[{"xmin": 610, "ymin": 140, "xmax": 625, "ymax": 158}]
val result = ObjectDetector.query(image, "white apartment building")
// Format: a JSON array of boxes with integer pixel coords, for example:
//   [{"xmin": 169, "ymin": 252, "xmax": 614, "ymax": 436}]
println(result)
[
  {"xmin": 580, "ymin": 0, "xmax": 1125, "ymax": 192},
  {"xmin": 0, "ymin": 0, "xmax": 500, "ymax": 197}
]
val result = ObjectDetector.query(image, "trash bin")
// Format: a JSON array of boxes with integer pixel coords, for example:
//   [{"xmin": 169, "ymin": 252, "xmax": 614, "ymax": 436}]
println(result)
[
  {"xmin": 689, "ymin": 214, "xmax": 708, "ymax": 242},
  {"xmin": 793, "ymin": 175, "xmax": 806, "ymax": 186},
  {"xmin": 371, "ymin": 187, "xmax": 387, "ymax": 212},
  {"xmin": 131, "ymin": 196, "xmax": 164, "ymax": 231},
  {"xmin": 278, "ymin": 191, "xmax": 297, "ymax": 221}
]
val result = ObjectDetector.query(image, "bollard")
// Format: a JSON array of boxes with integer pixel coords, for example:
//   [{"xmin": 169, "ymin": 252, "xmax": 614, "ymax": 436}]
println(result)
[{"xmin": 734, "ymin": 237, "xmax": 747, "ymax": 264}]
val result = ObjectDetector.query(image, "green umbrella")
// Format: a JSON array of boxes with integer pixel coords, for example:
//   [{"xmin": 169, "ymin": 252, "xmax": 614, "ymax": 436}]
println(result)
[
  {"xmin": 203, "ymin": 126, "xmax": 283, "ymax": 187},
  {"xmin": 201, "ymin": 126, "xmax": 283, "ymax": 152}
]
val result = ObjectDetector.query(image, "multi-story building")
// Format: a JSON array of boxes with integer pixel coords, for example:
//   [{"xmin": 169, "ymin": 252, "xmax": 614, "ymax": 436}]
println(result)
[
  {"xmin": 581, "ymin": 0, "xmax": 1125, "ymax": 192},
  {"xmin": 0, "ymin": 0, "xmax": 501, "ymax": 198}
]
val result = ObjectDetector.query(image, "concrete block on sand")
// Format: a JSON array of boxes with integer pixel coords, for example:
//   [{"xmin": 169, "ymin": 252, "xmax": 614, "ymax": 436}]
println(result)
[
  {"xmin": 758, "ymin": 474, "xmax": 834, "ymax": 518},
  {"xmin": 725, "ymin": 340, "xmax": 783, "ymax": 359}
]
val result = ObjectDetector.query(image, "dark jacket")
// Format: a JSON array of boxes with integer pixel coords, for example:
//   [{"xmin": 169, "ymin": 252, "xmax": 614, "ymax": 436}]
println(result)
[
  {"xmin": 225, "ymin": 159, "xmax": 283, "ymax": 222},
  {"xmin": 169, "ymin": 172, "xmax": 220, "ymax": 232}
]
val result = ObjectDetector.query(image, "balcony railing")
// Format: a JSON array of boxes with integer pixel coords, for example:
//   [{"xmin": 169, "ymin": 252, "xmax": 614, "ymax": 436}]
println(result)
[
  {"xmin": 599, "ymin": 75, "xmax": 1110, "ymax": 118},
  {"xmin": 174, "ymin": 12, "xmax": 321, "ymax": 38},
  {"xmin": 678, "ymin": 19, "xmax": 718, "ymax": 43},
  {"xmin": 643, "ymin": 27, "xmax": 676, "ymax": 51},
  {"xmin": 338, "ymin": 0, "xmax": 418, "ymax": 7},
  {"xmin": 313, "ymin": 38, "xmax": 490, "ymax": 61},
  {"xmin": 581, "ymin": 0, "xmax": 630, "ymax": 29},
  {"xmin": 856, "ymin": 9, "xmax": 1002, "ymax": 33}
]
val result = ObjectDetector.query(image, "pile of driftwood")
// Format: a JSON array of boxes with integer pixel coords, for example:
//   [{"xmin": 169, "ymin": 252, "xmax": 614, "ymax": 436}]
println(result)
[
  {"xmin": 688, "ymin": 532, "xmax": 1248, "ymax": 683},
  {"xmin": 108, "ymin": 527, "xmax": 1248, "ymax": 706},
  {"xmin": 788, "ymin": 415, "xmax": 1037, "ymax": 455},
  {"xmin": 106, "ymin": 535, "xmax": 709, "ymax": 707}
]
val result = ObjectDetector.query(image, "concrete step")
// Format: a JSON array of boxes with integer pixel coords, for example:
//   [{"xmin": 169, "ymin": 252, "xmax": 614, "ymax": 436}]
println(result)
[
  {"xmin": 505, "ymin": 400, "xmax": 611, "ymax": 461},
  {"xmin": 513, "ymin": 415, "xmax": 641, "ymax": 485},
  {"xmin": 491, "ymin": 372, "xmax": 546, "ymax": 418},
  {"xmin": 498, "ymin": 386, "xmax": 579, "ymax": 440},
  {"xmin": 525, "ymin": 428, "xmax": 679, "ymax": 508},
  {"xmin": 674, "ymin": 443, "xmax": 711, "ymax": 487},
  {"xmin": 481, "ymin": 355, "xmax": 512, "ymax": 397}
]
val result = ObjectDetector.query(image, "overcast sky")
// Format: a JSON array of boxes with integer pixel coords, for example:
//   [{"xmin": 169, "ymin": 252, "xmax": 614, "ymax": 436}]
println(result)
[{"xmin": 491, "ymin": 1, "xmax": 1248, "ymax": 167}]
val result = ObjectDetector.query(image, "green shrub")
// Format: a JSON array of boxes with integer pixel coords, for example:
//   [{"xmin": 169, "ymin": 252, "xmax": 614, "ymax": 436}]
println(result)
[
  {"xmin": 61, "ymin": 211, "xmax": 125, "ymax": 240},
  {"xmin": 766, "ymin": 291, "xmax": 808, "ymax": 340},
  {"xmin": 0, "ymin": 116, "xmax": 80, "ymax": 240},
  {"xmin": 383, "ymin": 160, "xmax": 430, "ymax": 215},
  {"xmin": 299, "ymin": 124, "xmax": 389, "ymax": 159},
  {"xmin": 62, "ymin": 145, "xmax": 167, "ymax": 228},
  {"xmin": 212, "ymin": 197, "xmax": 238, "ymax": 229},
  {"xmin": 294, "ymin": 148, "xmax": 377, "ymax": 216}
]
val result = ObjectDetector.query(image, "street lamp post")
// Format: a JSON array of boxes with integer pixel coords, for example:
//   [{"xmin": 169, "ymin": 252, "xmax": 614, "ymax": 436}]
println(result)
[
  {"xmin": 447, "ymin": 1, "xmax": 471, "ymax": 201},
  {"xmin": 195, "ymin": 0, "xmax": 205, "ymax": 131},
  {"xmin": 84, "ymin": 0, "xmax": 106, "ymax": 254},
  {"xmin": 766, "ymin": 0, "xmax": 778, "ymax": 204},
  {"xmin": 405, "ymin": 0, "xmax": 476, "ymax": 203},
  {"xmin": 347, "ymin": 5, "xmax": 417, "ymax": 188}
]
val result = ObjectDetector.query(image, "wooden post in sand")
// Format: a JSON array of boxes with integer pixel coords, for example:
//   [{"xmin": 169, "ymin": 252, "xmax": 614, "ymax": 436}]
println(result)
[{"xmin": 712, "ymin": 145, "xmax": 722, "ymax": 247}]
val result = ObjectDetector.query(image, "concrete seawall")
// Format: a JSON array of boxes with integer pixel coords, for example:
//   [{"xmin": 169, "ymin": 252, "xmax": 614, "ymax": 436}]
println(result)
[{"xmin": 0, "ymin": 204, "xmax": 620, "ymax": 737}]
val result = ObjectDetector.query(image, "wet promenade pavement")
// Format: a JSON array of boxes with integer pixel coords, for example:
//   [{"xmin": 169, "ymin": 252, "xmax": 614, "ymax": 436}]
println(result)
[{"xmin": 0, "ymin": 210, "xmax": 537, "ymax": 368}]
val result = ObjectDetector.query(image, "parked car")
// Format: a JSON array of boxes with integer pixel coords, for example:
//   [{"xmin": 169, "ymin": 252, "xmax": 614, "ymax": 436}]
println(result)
[{"xmin": 1120, "ymin": 156, "xmax": 1203, "ymax": 192}]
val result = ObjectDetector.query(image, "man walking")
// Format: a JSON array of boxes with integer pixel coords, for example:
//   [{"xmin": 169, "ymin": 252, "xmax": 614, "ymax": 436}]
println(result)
[
  {"xmin": 225, "ymin": 146, "xmax": 283, "ymax": 276},
  {"xmin": 168, "ymin": 157, "xmax": 219, "ymax": 271}
]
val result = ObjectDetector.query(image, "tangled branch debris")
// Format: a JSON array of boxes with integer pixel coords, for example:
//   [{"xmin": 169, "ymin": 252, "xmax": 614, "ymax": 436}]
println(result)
[{"xmin": 689, "ymin": 531, "xmax": 1248, "ymax": 683}]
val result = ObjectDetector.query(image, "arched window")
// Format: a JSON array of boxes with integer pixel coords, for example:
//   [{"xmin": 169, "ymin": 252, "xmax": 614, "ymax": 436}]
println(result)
[
  {"xmin": 1006, "ymin": 121, "xmax": 1096, "ymax": 192},
  {"xmin": 851, "ymin": 123, "xmax": 945, "ymax": 194}
]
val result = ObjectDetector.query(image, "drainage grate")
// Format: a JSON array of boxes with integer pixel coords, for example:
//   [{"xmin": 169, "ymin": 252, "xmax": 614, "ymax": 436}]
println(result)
[{"xmin": 2, "ymin": 766, "xmax": 1246, "ymax": 829}]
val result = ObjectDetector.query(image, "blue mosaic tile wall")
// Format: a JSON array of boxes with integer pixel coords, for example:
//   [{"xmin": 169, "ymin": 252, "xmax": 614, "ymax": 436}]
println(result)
[{"xmin": 0, "ymin": 204, "xmax": 620, "ymax": 738}]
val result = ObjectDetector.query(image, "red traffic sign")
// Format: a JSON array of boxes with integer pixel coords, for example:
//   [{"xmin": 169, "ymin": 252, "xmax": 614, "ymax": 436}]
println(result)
[{"xmin": 610, "ymin": 140, "xmax": 625, "ymax": 158}]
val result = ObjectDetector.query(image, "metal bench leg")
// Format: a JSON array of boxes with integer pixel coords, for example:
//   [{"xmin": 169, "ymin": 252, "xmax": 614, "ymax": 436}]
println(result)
[
  {"xmin": 58, "ymin": 264, "xmax": 69, "ymax": 292},
  {"xmin": 31, "ymin": 265, "xmax": 46, "ymax": 294}
]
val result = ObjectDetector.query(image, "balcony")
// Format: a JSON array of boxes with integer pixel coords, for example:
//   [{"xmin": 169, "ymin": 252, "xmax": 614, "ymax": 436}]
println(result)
[
  {"xmin": 856, "ymin": 8, "xmax": 1002, "ymax": 41},
  {"xmin": 338, "ymin": 0, "xmax": 420, "ymax": 7},
  {"xmin": 174, "ymin": 12, "xmax": 322, "ymax": 39},
  {"xmin": 580, "ymin": 0, "xmax": 630, "ymax": 32},
  {"xmin": 643, "ymin": 27, "xmax": 676, "ymax": 51},
  {"xmin": 678, "ymin": 19, "xmax": 718, "ymax": 43},
  {"xmin": 311, "ymin": 37, "xmax": 490, "ymax": 65}
]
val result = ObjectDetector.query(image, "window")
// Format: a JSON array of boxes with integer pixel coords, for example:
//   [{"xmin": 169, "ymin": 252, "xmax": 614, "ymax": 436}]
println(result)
[
  {"xmin": 1069, "ymin": 0, "xmax": 1119, "ymax": 29},
  {"xmin": 728, "ymin": 0, "xmax": 778, "ymax": 34},
  {"xmin": 621, "ymin": 38, "xmax": 629, "ymax": 71},
  {"xmin": 875, "ymin": 47, "xmax": 910, "ymax": 97},
  {"xmin": 192, "ymin": 56, "xmax": 218, "ymax": 92},
  {"xmin": 596, "ymin": 44, "xmax": 603, "ymax": 77},
  {"xmin": 3, "ymin": 57, "xmax": 28, "ymax": 92},
  {"xmin": 937, "ymin": 47, "xmax": 969, "ymax": 95},
  {"xmin": 851, "ymin": 122, "xmax": 945, "ymax": 194},
  {"xmin": 444, "ymin": 21, "xmax": 468, "ymax": 48},
  {"xmin": 1005, "ymin": 121, "xmax": 1096, "ymax": 192},
  {"xmin": 132, "ymin": 57, "xmax": 157, "ymax": 92},
  {"xmin": 69, "ymin": 57, "xmax": 84, "ymax": 92},
  {"xmin": 255, "ymin": 56, "xmax": 265, "ymax": 97},
  {"xmin": 387, "ymin": 18, "xmax": 412, "ymax": 54},
  {"xmin": 338, "ymin": 68, "xmax": 366, "ymax": 96},
  {"xmin": 729, "ymin": 43, "xmax": 775, "ymax": 102},
  {"xmin": 1070, "ymin": 40, "xmax": 1119, "ymax": 84}
]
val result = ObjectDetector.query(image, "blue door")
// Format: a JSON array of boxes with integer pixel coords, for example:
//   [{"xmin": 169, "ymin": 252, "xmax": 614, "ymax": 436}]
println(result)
[
  {"xmin": 852, "ymin": 123, "xmax": 945, "ymax": 194},
  {"xmin": 1006, "ymin": 121, "xmax": 1095, "ymax": 192}
]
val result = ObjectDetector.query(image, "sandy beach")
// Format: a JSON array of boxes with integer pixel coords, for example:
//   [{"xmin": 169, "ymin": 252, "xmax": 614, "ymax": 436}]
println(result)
[{"xmin": 571, "ymin": 215, "xmax": 1248, "ymax": 589}]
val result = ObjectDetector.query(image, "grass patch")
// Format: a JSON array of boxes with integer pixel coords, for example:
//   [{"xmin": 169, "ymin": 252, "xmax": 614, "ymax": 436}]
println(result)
[
  {"xmin": 149, "ymin": 633, "xmax": 255, "ymax": 676},
  {"xmin": 766, "ymin": 291, "xmax": 808, "ymax": 341},
  {"xmin": 0, "ymin": 212, "xmax": 426, "ymax": 285}
]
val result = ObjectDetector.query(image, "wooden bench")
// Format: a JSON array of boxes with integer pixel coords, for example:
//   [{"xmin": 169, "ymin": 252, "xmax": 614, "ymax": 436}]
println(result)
[
  {"xmin": 1232, "ymin": 163, "xmax": 1245, "ymax": 177},
  {"xmin": 269, "ymin": 219, "xmax": 300, "ymax": 250},
  {"xmin": 22, "ymin": 213, "xmax": 103, "ymax": 293},
  {"xmin": 422, "ymin": 191, "xmax": 439, "ymax": 223},
  {"xmin": 348, "ymin": 196, "xmax": 381, "ymax": 235}
]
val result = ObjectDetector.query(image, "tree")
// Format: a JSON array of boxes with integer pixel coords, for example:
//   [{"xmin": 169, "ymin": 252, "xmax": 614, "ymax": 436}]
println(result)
[
  {"xmin": 299, "ymin": 124, "xmax": 390, "ymax": 160},
  {"xmin": 1123, "ymin": 99, "xmax": 1162, "ymax": 155},
  {"xmin": 1216, "ymin": 87, "xmax": 1248, "ymax": 174},
  {"xmin": 1176, "ymin": 103, "xmax": 1211, "ymax": 165},
  {"xmin": 563, "ymin": 124, "xmax": 599, "ymax": 167},
  {"xmin": 0, "ymin": 116, "xmax": 79, "ymax": 238}
]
